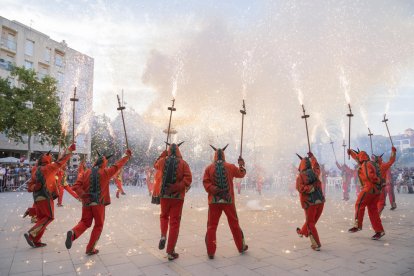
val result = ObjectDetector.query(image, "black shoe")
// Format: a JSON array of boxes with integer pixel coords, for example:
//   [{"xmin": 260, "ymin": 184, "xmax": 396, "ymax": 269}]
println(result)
[
  {"xmin": 168, "ymin": 252, "xmax": 179, "ymax": 261},
  {"xmin": 23, "ymin": 210, "xmax": 29, "ymax": 218},
  {"xmin": 371, "ymin": 232, "xmax": 385, "ymax": 240},
  {"xmin": 65, "ymin": 230, "xmax": 73, "ymax": 249},
  {"xmin": 390, "ymin": 203, "xmax": 397, "ymax": 210},
  {"xmin": 86, "ymin": 249, "xmax": 99, "ymax": 255},
  {"xmin": 348, "ymin": 227, "xmax": 362, "ymax": 233},
  {"xmin": 208, "ymin": 255, "xmax": 214, "ymax": 259},
  {"xmin": 34, "ymin": 242, "xmax": 47, "ymax": 248},
  {"xmin": 158, "ymin": 237, "xmax": 166, "ymax": 250},
  {"xmin": 296, "ymin": 227, "xmax": 303, "ymax": 238},
  {"xmin": 24, "ymin": 233, "xmax": 35, "ymax": 248},
  {"xmin": 239, "ymin": 245, "xmax": 248, "ymax": 253}
]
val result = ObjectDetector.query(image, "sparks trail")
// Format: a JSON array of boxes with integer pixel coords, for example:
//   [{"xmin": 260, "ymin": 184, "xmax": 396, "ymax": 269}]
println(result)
[
  {"xmin": 239, "ymin": 99, "xmax": 246, "ymax": 158},
  {"xmin": 346, "ymin": 104, "xmax": 353, "ymax": 160},
  {"xmin": 117, "ymin": 93, "xmax": 129, "ymax": 149}
]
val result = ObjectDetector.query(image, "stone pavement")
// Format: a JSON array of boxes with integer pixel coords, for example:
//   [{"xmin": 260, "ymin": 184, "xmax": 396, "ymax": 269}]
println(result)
[{"xmin": 0, "ymin": 187, "xmax": 413, "ymax": 276}]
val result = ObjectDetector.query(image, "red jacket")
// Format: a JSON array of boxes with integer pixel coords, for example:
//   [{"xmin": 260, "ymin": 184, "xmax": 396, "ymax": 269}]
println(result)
[
  {"xmin": 350, "ymin": 150, "xmax": 380, "ymax": 194},
  {"xmin": 28, "ymin": 153, "xmax": 72, "ymax": 201},
  {"xmin": 154, "ymin": 144, "xmax": 192, "ymax": 200},
  {"xmin": 296, "ymin": 156, "xmax": 324, "ymax": 209},
  {"xmin": 203, "ymin": 150, "xmax": 246, "ymax": 204},
  {"xmin": 72, "ymin": 156, "xmax": 129, "ymax": 206}
]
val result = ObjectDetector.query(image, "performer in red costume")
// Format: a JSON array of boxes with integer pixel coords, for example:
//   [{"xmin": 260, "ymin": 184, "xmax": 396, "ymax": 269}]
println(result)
[
  {"xmin": 295, "ymin": 152, "xmax": 325, "ymax": 251},
  {"xmin": 65, "ymin": 149, "xmax": 131, "ymax": 255},
  {"xmin": 145, "ymin": 167, "xmax": 155, "ymax": 196},
  {"xmin": 234, "ymin": 177, "xmax": 242, "ymax": 195},
  {"xmin": 203, "ymin": 145, "xmax": 248, "ymax": 259},
  {"xmin": 374, "ymin": 147, "xmax": 397, "ymax": 214},
  {"xmin": 336, "ymin": 161, "xmax": 354, "ymax": 201},
  {"xmin": 114, "ymin": 168, "xmax": 126, "ymax": 198},
  {"xmin": 24, "ymin": 144, "xmax": 75, "ymax": 248},
  {"xmin": 348, "ymin": 149, "xmax": 385, "ymax": 240},
  {"xmin": 56, "ymin": 164, "xmax": 80, "ymax": 206},
  {"xmin": 153, "ymin": 142, "xmax": 192, "ymax": 261}
]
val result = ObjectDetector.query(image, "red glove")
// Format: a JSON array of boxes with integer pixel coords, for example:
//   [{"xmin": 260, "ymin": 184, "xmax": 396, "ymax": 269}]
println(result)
[
  {"xmin": 392, "ymin": 146, "xmax": 396, "ymax": 152},
  {"xmin": 68, "ymin": 143, "xmax": 76, "ymax": 152},
  {"xmin": 307, "ymin": 152, "xmax": 314, "ymax": 158},
  {"xmin": 347, "ymin": 149, "xmax": 352, "ymax": 155},
  {"xmin": 125, "ymin": 149, "xmax": 132, "ymax": 157},
  {"xmin": 238, "ymin": 157, "xmax": 245, "ymax": 167}
]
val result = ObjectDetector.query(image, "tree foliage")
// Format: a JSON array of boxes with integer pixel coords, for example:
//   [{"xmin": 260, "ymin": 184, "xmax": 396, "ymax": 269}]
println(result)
[{"xmin": 0, "ymin": 66, "xmax": 62, "ymax": 157}]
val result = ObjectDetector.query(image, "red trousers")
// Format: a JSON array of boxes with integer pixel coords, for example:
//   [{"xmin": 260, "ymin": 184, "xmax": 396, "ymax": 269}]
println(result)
[
  {"xmin": 115, "ymin": 179, "xmax": 124, "ymax": 194},
  {"xmin": 377, "ymin": 184, "xmax": 396, "ymax": 213},
  {"xmin": 28, "ymin": 199, "xmax": 54, "ymax": 243},
  {"xmin": 58, "ymin": 185, "xmax": 79, "ymax": 205},
  {"xmin": 343, "ymin": 180, "xmax": 350, "ymax": 200},
  {"xmin": 354, "ymin": 191, "xmax": 384, "ymax": 232},
  {"xmin": 205, "ymin": 203, "xmax": 245, "ymax": 256},
  {"xmin": 72, "ymin": 205, "xmax": 106, "ymax": 252},
  {"xmin": 300, "ymin": 203, "xmax": 324, "ymax": 246},
  {"xmin": 160, "ymin": 198, "xmax": 184, "ymax": 254}
]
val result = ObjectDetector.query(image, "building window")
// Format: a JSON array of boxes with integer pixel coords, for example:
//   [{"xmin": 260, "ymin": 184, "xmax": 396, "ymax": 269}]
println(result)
[
  {"xmin": 1, "ymin": 32, "xmax": 17, "ymax": 52},
  {"xmin": 44, "ymin": 48, "xmax": 51, "ymax": 63},
  {"xmin": 0, "ymin": 58, "xmax": 13, "ymax": 71},
  {"xmin": 55, "ymin": 53, "xmax": 64, "ymax": 67},
  {"xmin": 57, "ymin": 72, "xmax": 64, "ymax": 87},
  {"xmin": 24, "ymin": 60, "xmax": 33, "ymax": 69},
  {"xmin": 38, "ymin": 66, "xmax": 48, "ymax": 80},
  {"xmin": 25, "ymin": 39, "xmax": 34, "ymax": 56}
]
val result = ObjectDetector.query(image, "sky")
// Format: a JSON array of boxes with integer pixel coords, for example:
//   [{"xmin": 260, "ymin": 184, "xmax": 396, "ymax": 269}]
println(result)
[{"xmin": 1, "ymin": 0, "xmax": 414, "ymax": 166}]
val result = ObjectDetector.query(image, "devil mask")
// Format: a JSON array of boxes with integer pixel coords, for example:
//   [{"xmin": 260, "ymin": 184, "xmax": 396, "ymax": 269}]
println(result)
[{"xmin": 210, "ymin": 144, "xmax": 228, "ymax": 162}]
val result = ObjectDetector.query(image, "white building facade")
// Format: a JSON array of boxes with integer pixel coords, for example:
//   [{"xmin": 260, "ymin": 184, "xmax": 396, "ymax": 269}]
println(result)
[{"xmin": 0, "ymin": 16, "xmax": 93, "ymax": 158}]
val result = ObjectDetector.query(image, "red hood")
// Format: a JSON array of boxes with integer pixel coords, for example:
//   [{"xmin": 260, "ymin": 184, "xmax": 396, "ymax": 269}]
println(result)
[{"xmin": 298, "ymin": 157, "xmax": 311, "ymax": 172}]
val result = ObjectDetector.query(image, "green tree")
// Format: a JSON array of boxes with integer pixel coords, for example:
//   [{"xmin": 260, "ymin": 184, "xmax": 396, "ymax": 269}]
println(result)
[{"xmin": 0, "ymin": 66, "xmax": 61, "ymax": 160}]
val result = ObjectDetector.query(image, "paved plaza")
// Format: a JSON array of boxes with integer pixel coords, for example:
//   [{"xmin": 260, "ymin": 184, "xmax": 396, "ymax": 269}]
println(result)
[{"xmin": 0, "ymin": 187, "xmax": 413, "ymax": 276}]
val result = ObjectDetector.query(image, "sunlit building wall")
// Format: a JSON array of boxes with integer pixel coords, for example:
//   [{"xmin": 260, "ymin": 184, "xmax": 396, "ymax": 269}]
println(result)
[{"xmin": 0, "ymin": 16, "xmax": 93, "ymax": 158}]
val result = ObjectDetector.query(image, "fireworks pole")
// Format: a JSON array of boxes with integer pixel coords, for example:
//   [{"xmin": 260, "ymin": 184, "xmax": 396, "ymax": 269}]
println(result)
[
  {"xmin": 117, "ymin": 94, "xmax": 129, "ymax": 149},
  {"xmin": 69, "ymin": 87, "xmax": 78, "ymax": 145},
  {"xmin": 382, "ymin": 114, "xmax": 394, "ymax": 147},
  {"xmin": 368, "ymin": 128, "xmax": 374, "ymax": 155},
  {"xmin": 330, "ymin": 138, "xmax": 338, "ymax": 163},
  {"xmin": 342, "ymin": 140, "xmax": 347, "ymax": 165},
  {"xmin": 239, "ymin": 99, "xmax": 247, "ymax": 158},
  {"xmin": 301, "ymin": 104, "xmax": 311, "ymax": 153},
  {"xmin": 165, "ymin": 98, "xmax": 176, "ymax": 150},
  {"xmin": 346, "ymin": 104, "xmax": 354, "ymax": 159}
]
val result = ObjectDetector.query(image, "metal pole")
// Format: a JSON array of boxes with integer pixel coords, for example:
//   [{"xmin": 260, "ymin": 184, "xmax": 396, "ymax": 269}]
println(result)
[
  {"xmin": 342, "ymin": 140, "xmax": 346, "ymax": 165},
  {"xmin": 382, "ymin": 114, "xmax": 394, "ymax": 147},
  {"xmin": 70, "ymin": 87, "xmax": 78, "ymax": 144},
  {"xmin": 330, "ymin": 138, "xmax": 337, "ymax": 163},
  {"xmin": 117, "ymin": 94, "xmax": 129, "ymax": 148},
  {"xmin": 166, "ymin": 99, "xmax": 176, "ymax": 150},
  {"xmin": 240, "ymin": 99, "xmax": 246, "ymax": 158},
  {"xmin": 368, "ymin": 128, "xmax": 374, "ymax": 155},
  {"xmin": 346, "ymin": 104, "xmax": 354, "ymax": 159},
  {"xmin": 301, "ymin": 104, "xmax": 311, "ymax": 152}
]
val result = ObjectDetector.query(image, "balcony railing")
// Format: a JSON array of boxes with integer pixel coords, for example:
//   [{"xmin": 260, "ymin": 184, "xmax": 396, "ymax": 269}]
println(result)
[{"xmin": 0, "ymin": 37, "xmax": 17, "ymax": 52}]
